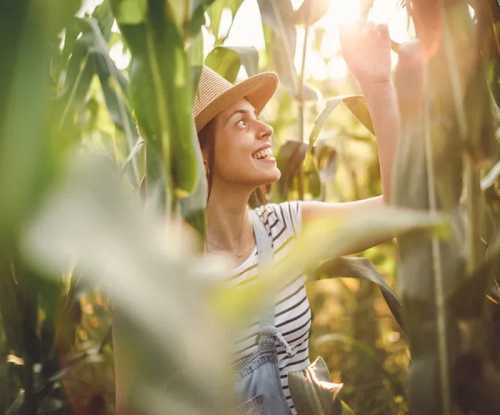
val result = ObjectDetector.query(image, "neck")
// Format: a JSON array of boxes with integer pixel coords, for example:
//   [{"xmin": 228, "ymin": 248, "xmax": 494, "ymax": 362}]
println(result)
[{"xmin": 205, "ymin": 179, "xmax": 255, "ymax": 256}]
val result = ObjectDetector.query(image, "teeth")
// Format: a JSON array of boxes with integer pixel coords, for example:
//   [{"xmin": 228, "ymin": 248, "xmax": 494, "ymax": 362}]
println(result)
[{"xmin": 254, "ymin": 148, "xmax": 273, "ymax": 160}]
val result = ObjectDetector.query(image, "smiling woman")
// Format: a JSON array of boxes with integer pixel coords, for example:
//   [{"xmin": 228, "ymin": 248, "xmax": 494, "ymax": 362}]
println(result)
[{"xmin": 191, "ymin": 16, "xmax": 402, "ymax": 410}]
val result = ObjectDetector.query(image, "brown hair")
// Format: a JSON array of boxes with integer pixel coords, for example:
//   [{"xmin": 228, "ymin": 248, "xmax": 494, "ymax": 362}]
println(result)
[{"xmin": 198, "ymin": 119, "xmax": 216, "ymax": 201}]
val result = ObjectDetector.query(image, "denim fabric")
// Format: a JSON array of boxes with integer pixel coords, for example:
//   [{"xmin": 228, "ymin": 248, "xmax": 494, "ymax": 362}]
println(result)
[{"xmin": 234, "ymin": 331, "xmax": 292, "ymax": 415}]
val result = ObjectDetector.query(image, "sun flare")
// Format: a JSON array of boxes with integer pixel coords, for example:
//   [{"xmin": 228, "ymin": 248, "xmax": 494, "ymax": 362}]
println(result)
[{"xmin": 210, "ymin": 0, "xmax": 412, "ymax": 81}]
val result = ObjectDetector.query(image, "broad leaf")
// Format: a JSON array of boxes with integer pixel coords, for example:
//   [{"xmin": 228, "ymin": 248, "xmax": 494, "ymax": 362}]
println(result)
[
  {"xmin": 205, "ymin": 46, "xmax": 259, "ymax": 82},
  {"xmin": 112, "ymin": 0, "xmax": 202, "ymax": 206},
  {"xmin": 215, "ymin": 206, "xmax": 446, "ymax": 323},
  {"xmin": 311, "ymin": 256, "xmax": 405, "ymax": 330},
  {"xmin": 342, "ymin": 95, "xmax": 374, "ymax": 135},
  {"xmin": 207, "ymin": 0, "xmax": 244, "ymax": 42},
  {"xmin": 308, "ymin": 95, "xmax": 374, "ymax": 149},
  {"xmin": 115, "ymin": 0, "xmax": 147, "ymax": 24},
  {"xmin": 258, "ymin": 0, "xmax": 299, "ymax": 96}
]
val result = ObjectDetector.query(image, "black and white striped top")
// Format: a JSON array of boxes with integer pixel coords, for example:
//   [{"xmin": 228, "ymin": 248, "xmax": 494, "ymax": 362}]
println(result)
[{"xmin": 228, "ymin": 201, "xmax": 311, "ymax": 414}]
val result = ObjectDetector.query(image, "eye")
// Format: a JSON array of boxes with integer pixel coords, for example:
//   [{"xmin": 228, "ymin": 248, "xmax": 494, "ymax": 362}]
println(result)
[{"xmin": 236, "ymin": 119, "xmax": 248, "ymax": 129}]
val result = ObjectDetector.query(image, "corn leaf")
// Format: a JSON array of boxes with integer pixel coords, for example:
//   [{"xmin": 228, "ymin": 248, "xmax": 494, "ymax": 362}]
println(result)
[
  {"xmin": 112, "ymin": 0, "xmax": 201, "ymax": 207},
  {"xmin": 258, "ymin": 0, "xmax": 315, "ymax": 100},
  {"xmin": 207, "ymin": 0, "xmax": 244, "ymax": 42},
  {"xmin": 311, "ymin": 256, "xmax": 405, "ymax": 331},
  {"xmin": 214, "ymin": 206, "xmax": 446, "ymax": 324},
  {"xmin": 206, "ymin": 46, "xmax": 259, "ymax": 82}
]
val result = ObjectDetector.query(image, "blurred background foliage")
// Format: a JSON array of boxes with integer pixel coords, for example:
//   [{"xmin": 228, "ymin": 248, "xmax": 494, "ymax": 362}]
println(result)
[{"xmin": 0, "ymin": 0, "xmax": 499, "ymax": 414}]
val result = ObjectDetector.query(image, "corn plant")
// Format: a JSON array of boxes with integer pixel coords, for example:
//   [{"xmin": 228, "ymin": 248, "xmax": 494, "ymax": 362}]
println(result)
[
  {"xmin": 392, "ymin": 1, "xmax": 500, "ymax": 414},
  {"xmin": 2, "ymin": 1, "xmax": 499, "ymax": 415}
]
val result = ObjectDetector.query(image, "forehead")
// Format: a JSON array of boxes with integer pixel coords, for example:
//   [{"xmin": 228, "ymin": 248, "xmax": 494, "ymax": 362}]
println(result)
[{"xmin": 219, "ymin": 98, "xmax": 256, "ymax": 121}]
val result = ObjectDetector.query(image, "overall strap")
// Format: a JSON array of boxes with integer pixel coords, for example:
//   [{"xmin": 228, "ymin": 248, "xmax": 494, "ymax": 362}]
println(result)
[
  {"xmin": 250, "ymin": 209, "xmax": 295, "ymax": 357},
  {"xmin": 250, "ymin": 210, "xmax": 274, "ymax": 330}
]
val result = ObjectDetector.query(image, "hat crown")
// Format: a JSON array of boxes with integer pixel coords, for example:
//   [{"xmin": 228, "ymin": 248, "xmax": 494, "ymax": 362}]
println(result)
[{"xmin": 193, "ymin": 67, "xmax": 234, "ymax": 119}]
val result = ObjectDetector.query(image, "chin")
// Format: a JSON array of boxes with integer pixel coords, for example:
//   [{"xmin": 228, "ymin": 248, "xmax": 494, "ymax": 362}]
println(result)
[{"xmin": 257, "ymin": 167, "xmax": 281, "ymax": 185}]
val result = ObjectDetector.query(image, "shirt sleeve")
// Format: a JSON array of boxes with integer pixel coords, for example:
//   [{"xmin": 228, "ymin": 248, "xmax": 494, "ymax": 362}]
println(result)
[
  {"xmin": 286, "ymin": 200, "xmax": 303, "ymax": 236},
  {"xmin": 275, "ymin": 200, "xmax": 302, "ymax": 237}
]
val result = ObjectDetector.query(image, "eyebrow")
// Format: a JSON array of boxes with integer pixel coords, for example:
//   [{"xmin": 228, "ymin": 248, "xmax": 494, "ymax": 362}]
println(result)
[{"xmin": 224, "ymin": 109, "xmax": 257, "ymax": 126}]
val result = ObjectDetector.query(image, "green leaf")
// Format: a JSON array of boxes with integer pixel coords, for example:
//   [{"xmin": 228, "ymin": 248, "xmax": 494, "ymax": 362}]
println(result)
[
  {"xmin": 115, "ymin": 0, "xmax": 148, "ymax": 24},
  {"xmin": 342, "ymin": 95, "xmax": 374, "ymax": 135},
  {"xmin": 207, "ymin": 0, "xmax": 244, "ymax": 41},
  {"xmin": 288, "ymin": 356, "xmax": 343, "ymax": 415},
  {"xmin": 113, "ymin": 0, "xmax": 201, "ymax": 206},
  {"xmin": 21, "ymin": 155, "xmax": 234, "ymax": 415},
  {"xmin": 188, "ymin": 0, "xmax": 218, "ymax": 37},
  {"xmin": 205, "ymin": 46, "xmax": 259, "ymax": 82},
  {"xmin": 258, "ymin": 0, "xmax": 298, "ymax": 94},
  {"xmin": 311, "ymin": 256, "xmax": 405, "ymax": 331},
  {"xmin": 215, "ymin": 206, "xmax": 446, "ymax": 324},
  {"xmin": 179, "ymin": 120, "xmax": 208, "ymax": 238},
  {"xmin": 341, "ymin": 401, "xmax": 357, "ymax": 415},
  {"xmin": 308, "ymin": 97, "xmax": 343, "ymax": 147},
  {"xmin": 308, "ymin": 95, "xmax": 373, "ymax": 149},
  {"xmin": 0, "ymin": 0, "xmax": 74, "ymax": 245},
  {"xmin": 84, "ymin": 17, "xmax": 143, "ymax": 185}
]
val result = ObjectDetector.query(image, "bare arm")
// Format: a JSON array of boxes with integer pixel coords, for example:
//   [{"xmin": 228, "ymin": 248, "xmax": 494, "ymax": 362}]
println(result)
[
  {"xmin": 360, "ymin": 79, "xmax": 400, "ymax": 204},
  {"xmin": 302, "ymin": 23, "xmax": 401, "ymax": 253}
]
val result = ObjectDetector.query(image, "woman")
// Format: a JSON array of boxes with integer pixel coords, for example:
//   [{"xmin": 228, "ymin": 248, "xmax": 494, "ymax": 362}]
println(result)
[{"xmin": 194, "ymin": 23, "xmax": 400, "ymax": 414}]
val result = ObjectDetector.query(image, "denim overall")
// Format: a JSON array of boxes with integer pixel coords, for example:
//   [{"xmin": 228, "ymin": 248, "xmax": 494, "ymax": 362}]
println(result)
[{"xmin": 233, "ymin": 210, "xmax": 295, "ymax": 415}]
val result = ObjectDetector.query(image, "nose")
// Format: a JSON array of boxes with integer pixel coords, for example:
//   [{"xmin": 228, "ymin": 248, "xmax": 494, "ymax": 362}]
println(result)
[{"xmin": 257, "ymin": 120, "xmax": 273, "ymax": 140}]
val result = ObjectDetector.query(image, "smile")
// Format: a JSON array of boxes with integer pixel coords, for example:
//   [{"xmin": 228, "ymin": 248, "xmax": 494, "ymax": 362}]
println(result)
[{"xmin": 252, "ymin": 147, "xmax": 276, "ymax": 161}]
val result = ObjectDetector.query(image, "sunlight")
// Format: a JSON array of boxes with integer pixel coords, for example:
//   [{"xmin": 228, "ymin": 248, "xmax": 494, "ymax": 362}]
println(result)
[
  {"xmin": 305, "ymin": 0, "xmax": 412, "ymax": 80},
  {"xmin": 208, "ymin": 0, "xmax": 413, "ymax": 81}
]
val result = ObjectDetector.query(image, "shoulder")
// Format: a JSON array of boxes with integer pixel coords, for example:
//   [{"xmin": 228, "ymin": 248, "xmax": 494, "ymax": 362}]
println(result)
[{"xmin": 253, "ymin": 201, "xmax": 303, "ymax": 246}]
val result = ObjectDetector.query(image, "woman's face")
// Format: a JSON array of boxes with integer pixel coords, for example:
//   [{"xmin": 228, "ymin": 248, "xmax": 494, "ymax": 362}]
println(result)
[{"xmin": 208, "ymin": 98, "xmax": 281, "ymax": 187}]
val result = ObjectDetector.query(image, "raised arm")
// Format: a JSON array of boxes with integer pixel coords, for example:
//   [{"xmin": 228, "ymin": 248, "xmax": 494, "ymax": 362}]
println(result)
[{"xmin": 302, "ymin": 23, "xmax": 401, "ymax": 253}]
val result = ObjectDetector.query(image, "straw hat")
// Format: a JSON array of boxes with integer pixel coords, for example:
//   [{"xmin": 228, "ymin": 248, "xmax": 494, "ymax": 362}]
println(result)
[{"xmin": 193, "ymin": 66, "xmax": 279, "ymax": 133}]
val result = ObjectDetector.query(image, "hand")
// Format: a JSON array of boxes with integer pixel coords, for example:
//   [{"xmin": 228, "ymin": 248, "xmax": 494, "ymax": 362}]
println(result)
[{"xmin": 340, "ymin": 22, "xmax": 392, "ymax": 86}]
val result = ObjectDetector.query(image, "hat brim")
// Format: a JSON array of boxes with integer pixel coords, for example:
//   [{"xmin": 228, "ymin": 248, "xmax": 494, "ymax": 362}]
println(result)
[{"xmin": 195, "ymin": 72, "xmax": 279, "ymax": 132}]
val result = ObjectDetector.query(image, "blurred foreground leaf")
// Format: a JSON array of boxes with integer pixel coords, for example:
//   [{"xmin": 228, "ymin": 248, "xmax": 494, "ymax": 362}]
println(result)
[
  {"xmin": 215, "ymin": 206, "xmax": 446, "ymax": 324},
  {"xmin": 21, "ymin": 155, "xmax": 235, "ymax": 415}
]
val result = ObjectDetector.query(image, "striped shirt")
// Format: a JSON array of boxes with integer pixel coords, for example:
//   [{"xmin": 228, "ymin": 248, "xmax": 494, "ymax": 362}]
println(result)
[{"xmin": 228, "ymin": 201, "xmax": 311, "ymax": 414}]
